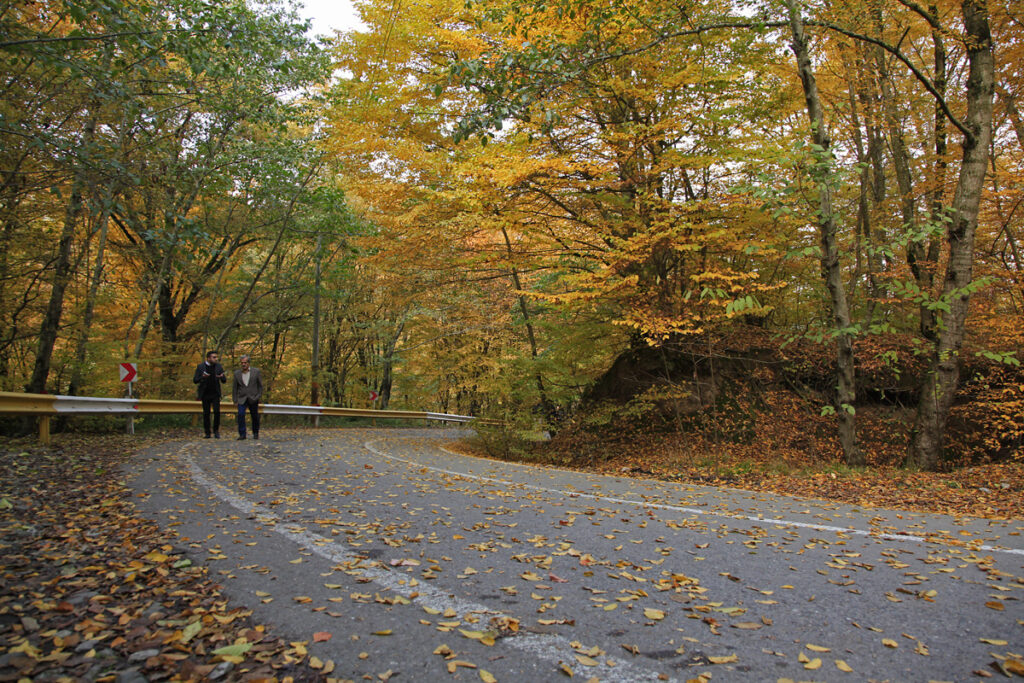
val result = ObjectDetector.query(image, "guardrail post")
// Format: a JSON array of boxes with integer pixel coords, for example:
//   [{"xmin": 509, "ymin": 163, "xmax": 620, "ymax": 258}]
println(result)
[{"xmin": 38, "ymin": 416, "xmax": 51, "ymax": 445}]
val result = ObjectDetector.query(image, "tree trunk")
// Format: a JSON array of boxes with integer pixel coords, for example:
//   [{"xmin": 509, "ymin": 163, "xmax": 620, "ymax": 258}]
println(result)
[
  {"xmin": 500, "ymin": 225, "xmax": 556, "ymax": 424},
  {"xmin": 907, "ymin": 0, "xmax": 994, "ymax": 469},
  {"xmin": 311, "ymin": 232, "xmax": 322, "ymax": 407},
  {"xmin": 785, "ymin": 0, "xmax": 862, "ymax": 466},
  {"xmin": 68, "ymin": 201, "xmax": 113, "ymax": 396},
  {"xmin": 377, "ymin": 321, "xmax": 405, "ymax": 410},
  {"xmin": 26, "ymin": 114, "xmax": 96, "ymax": 394}
]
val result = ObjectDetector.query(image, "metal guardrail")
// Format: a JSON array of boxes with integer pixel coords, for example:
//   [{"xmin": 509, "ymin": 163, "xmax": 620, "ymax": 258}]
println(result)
[{"xmin": 0, "ymin": 391, "xmax": 489, "ymax": 444}]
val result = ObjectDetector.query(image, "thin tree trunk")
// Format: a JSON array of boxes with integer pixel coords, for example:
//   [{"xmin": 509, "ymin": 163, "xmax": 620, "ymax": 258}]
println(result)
[
  {"xmin": 872, "ymin": 15, "xmax": 938, "ymax": 341},
  {"xmin": 311, "ymin": 232, "xmax": 322, "ymax": 407},
  {"xmin": 133, "ymin": 225, "xmax": 180, "ymax": 360},
  {"xmin": 785, "ymin": 0, "xmax": 862, "ymax": 466},
  {"xmin": 26, "ymin": 114, "xmax": 97, "ymax": 394},
  {"xmin": 846, "ymin": 59, "xmax": 881, "ymax": 321},
  {"xmin": 908, "ymin": 0, "xmax": 995, "ymax": 469},
  {"xmin": 68, "ymin": 200, "xmax": 113, "ymax": 396},
  {"xmin": 499, "ymin": 224, "xmax": 556, "ymax": 424},
  {"xmin": 998, "ymin": 84, "xmax": 1024, "ymax": 151},
  {"xmin": 377, "ymin": 320, "xmax": 405, "ymax": 410}
]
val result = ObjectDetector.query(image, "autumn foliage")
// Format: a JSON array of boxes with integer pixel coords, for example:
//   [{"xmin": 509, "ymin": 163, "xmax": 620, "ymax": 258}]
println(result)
[{"xmin": 1, "ymin": 0, "xmax": 1022, "ymax": 474}]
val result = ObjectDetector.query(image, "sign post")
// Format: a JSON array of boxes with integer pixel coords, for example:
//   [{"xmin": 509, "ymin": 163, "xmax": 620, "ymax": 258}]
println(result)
[{"xmin": 119, "ymin": 363, "xmax": 137, "ymax": 434}]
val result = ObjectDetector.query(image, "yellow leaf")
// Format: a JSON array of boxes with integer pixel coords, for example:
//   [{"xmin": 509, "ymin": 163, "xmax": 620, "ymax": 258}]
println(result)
[
  {"xmin": 373, "ymin": 630, "xmax": 392, "ymax": 636},
  {"xmin": 984, "ymin": 601, "xmax": 1004, "ymax": 611},
  {"xmin": 882, "ymin": 639, "xmax": 898, "ymax": 648},
  {"xmin": 709, "ymin": 654, "xmax": 738, "ymax": 664},
  {"xmin": 310, "ymin": 656, "xmax": 324, "ymax": 669},
  {"xmin": 459, "ymin": 629, "xmax": 496, "ymax": 646},
  {"xmin": 559, "ymin": 661, "xmax": 574, "ymax": 677},
  {"xmin": 447, "ymin": 660, "xmax": 477, "ymax": 673},
  {"xmin": 980, "ymin": 638, "xmax": 1007, "ymax": 645},
  {"xmin": 804, "ymin": 657, "xmax": 822, "ymax": 670},
  {"xmin": 733, "ymin": 622, "xmax": 762, "ymax": 630},
  {"xmin": 575, "ymin": 655, "xmax": 598, "ymax": 666},
  {"xmin": 480, "ymin": 670, "xmax": 497, "ymax": 683},
  {"xmin": 835, "ymin": 659, "xmax": 853, "ymax": 673},
  {"xmin": 643, "ymin": 608, "xmax": 665, "ymax": 620},
  {"xmin": 806, "ymin": 644, "xmax": 830, "ymax": 652}
]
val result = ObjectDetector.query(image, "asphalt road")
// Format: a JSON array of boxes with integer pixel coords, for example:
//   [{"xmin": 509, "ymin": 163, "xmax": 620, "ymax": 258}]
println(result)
[{"xmin": 125, "ymin": 428, "xmax": 1024, "ymax": 682}]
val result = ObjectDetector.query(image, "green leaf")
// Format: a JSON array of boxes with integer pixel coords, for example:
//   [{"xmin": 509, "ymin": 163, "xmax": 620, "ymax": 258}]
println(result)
[
  {"xmin": 212, "ymin": 642, "xmax": 253, "ymax": 657},
  {"xmin": 181, "ymin": 620, "xmax": 202, "ymax": 643}
]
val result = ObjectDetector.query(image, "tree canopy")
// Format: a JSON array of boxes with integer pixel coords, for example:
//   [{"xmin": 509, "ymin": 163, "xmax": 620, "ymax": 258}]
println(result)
[{"xmin": 2, "ymin": 0, "xmax": 1021, "ymax": 469}]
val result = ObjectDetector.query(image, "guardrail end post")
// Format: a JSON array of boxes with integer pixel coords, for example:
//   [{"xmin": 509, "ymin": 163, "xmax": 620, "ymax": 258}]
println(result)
[{"xmin": 38, "ymin": 416, "xmax": 51, "ymax": 445}]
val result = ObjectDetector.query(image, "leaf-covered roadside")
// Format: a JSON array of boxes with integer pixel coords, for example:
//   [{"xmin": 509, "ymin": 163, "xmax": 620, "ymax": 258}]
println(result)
[
  {"xmin": 459, "ymin": 429, "xmax": 1024, "ymax": 521},
  {"xmin": 0, "ymin": 431, "xmax": 326, "ymax": 682}
]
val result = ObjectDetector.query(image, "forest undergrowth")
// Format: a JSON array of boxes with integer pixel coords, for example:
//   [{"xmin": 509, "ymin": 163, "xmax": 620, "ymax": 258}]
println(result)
[{"xmin": 460, "ymin": 332, "xmax": 1024, "ymax": 521}]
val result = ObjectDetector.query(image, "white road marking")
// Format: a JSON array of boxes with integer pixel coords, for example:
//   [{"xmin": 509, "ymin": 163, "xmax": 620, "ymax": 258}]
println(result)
[
  {"xmin": 363, "ymin": 440, "xmax": 1024, "ymax": 558},
  {"xmin": 183, "ymin": 455, "xmax": 674, "ymax": 683}
]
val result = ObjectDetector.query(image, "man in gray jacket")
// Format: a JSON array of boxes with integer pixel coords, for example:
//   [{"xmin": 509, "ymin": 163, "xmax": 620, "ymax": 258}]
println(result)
[{"xmin": 232, "ymin": 355, "xmax": 263, "ymax": 440}]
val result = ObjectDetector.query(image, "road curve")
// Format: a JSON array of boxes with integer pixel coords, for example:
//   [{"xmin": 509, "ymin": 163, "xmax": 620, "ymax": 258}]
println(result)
[{"xmin": 126, "ymin": 428, "xmax": 1024, "ymax": 682}]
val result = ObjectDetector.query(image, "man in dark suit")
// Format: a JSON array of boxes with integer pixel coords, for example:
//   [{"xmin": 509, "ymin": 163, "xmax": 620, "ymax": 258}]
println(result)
[
  {"xmin": 232, "ymin": 354, "xmax": 263, "ymax": 440},
  {"xmin": 193, "ymin": 350, "xmax": 226, "ymax": 438}
]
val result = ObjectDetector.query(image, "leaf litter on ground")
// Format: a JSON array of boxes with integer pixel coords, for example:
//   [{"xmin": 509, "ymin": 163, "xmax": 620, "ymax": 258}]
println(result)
[{"xmin": 0, "ymin": 430, "xmax": 326, "ymax": 682}]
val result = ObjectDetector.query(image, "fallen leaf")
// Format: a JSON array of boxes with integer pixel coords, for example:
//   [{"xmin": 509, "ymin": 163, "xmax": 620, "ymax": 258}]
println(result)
[
  {"xmin": 459, "ymin": 629, "xmax": 497, "ymax": 646},
  {"xmin": 447, "ymin": 660, "xmax": 477, "ymax": 673},
  {"xmin": 732, "ymin": 622, "xmax": 762, "ymax": 630},
  {"xmin": 212, "ymin": 642, "xmax": 253, "ymax": 658}
]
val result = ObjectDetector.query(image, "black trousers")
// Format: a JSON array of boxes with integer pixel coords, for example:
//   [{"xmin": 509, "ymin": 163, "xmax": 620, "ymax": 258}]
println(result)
[
  {"xmin": 201, "ymin": 396, "xmax": 220, "ymax": 435},
  {"xmin": 237, "ymin": 400, "xmax": 260, "ymax": 437}
]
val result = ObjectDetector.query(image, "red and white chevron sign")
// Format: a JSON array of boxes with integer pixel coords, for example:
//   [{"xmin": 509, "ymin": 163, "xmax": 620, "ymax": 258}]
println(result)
[{"xmin": 119, "ymin": 363, "xmax": 137, "ymax": 382}]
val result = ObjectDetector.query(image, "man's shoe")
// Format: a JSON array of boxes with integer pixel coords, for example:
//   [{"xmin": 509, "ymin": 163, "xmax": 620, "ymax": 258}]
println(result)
[
  {"xmin": 203, "ymin": 434, "xmax": 211, "ymax": 439},
  {"xmin": 214, "ymin": 433, "xmax": 220, "ymax": 439},
  {"xmin": 254, "ymin": 433, "xmax": 259, "ymax": 440},
  {"xmin": 237, "ymin": 435, "xmax": 246, "ymax": 440}
]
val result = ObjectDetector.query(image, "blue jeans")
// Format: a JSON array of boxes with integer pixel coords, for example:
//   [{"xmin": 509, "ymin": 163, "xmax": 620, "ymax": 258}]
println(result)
[{"xmin": 237, "ymin": 400, "xmax": 259, "ymax": 437}]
